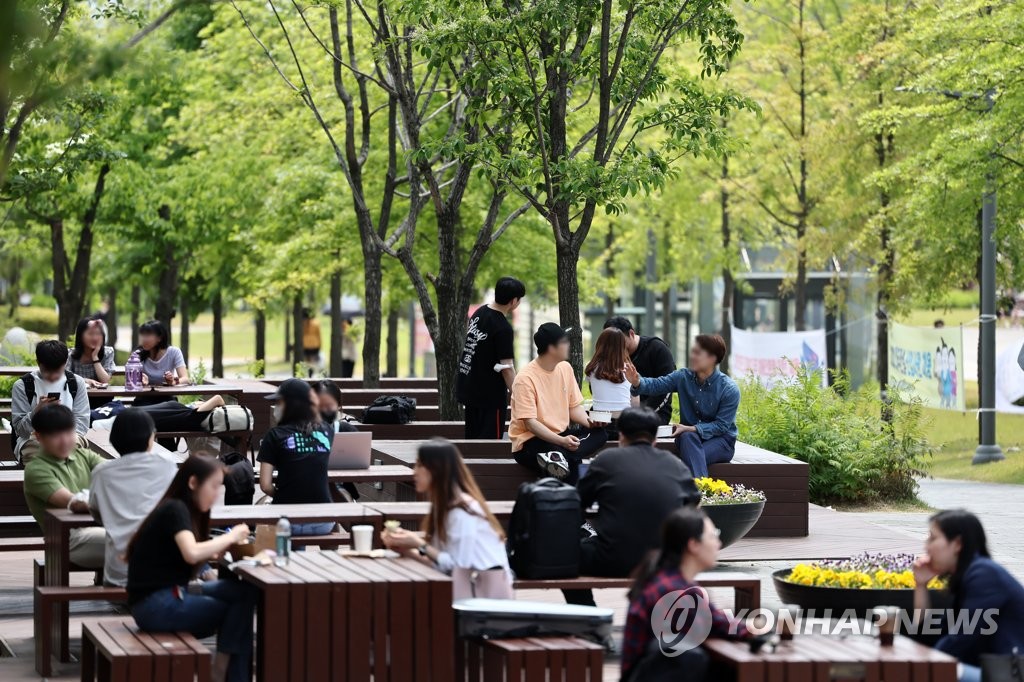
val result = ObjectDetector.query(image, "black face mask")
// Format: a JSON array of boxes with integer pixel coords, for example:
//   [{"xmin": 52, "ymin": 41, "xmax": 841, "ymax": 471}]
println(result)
[{"xmin": 320, "ymin": 410, "xmax": 338, "ymax": 423}]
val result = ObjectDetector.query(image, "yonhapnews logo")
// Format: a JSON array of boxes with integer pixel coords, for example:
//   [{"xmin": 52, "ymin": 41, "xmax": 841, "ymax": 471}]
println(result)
[{"xmin": 649, "ymin": 586, "xmax": 713, "ymax": 655}]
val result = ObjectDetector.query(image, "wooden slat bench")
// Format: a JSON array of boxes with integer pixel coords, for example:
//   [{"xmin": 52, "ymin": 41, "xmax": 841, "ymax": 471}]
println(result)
[
  {"xmin": 36, "ymin": 585, "xmax": 129, "ymax": 676},
  {"xmin": 81, "ymin": 618, "xmax": 212, "ymax": 682},
  {"xmin": 340, "ymin": 387, "xmax": 440, "ymax": 406},
  {"xmin": 460, "ymin": 636, "xmax": 604, "ymax": 682},
  {"xmin": 355, "ymin": 420, "xmax": 469, "ymax": 440}
]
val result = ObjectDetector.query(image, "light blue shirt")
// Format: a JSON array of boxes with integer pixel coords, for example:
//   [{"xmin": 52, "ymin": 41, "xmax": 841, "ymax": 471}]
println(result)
[{"xmin": 636, "ymin": 367, "xmax": 740, "ymax": 440}]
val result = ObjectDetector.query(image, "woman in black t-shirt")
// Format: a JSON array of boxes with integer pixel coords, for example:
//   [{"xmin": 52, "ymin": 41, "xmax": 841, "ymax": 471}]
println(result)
[
  {"xmin": 127, "ymin": 456, "xmax": 254, "ymax": 682},
  {"xmin": 258, "ymin": 378, "xmax": 335, "ymax": 535}
]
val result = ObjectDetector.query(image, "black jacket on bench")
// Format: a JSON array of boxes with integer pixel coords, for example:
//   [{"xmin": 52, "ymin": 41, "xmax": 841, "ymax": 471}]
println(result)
[{"xmin": 577, "ymin": 442, "xmax": 699, "ymax": 577}]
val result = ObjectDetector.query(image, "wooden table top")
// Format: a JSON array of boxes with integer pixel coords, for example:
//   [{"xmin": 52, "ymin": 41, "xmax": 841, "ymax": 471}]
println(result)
[
  {"xmin": 86, "ymin": 385, "xmax": 243, "ymax": 399},
  {"xmin": 46, "ymin": 502, "xmax": 383, "ymax": 529},
  {"xmin": 232, "ymin": 551, "xmax": 449, "ymax": 586},
  {"xmin": 703, "ymin": 633, "xmax": 957, "ymax": 682},
  {"xmin": 327, "ymin": 465, "xmax": 414, "ymax": 482},
  {"xmin": 86, "ymin": 428, "xmax": 179, "ymax": 460}
]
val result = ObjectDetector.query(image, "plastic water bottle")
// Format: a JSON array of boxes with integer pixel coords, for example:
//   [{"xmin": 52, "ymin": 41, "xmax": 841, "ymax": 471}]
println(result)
[
  {"xmin": 274, "ymin": 516, "xmax": 291, "ymax": 567},
  {"xmin": 124, "ymin": 350, "xmax": 144, "ymax": 392}
]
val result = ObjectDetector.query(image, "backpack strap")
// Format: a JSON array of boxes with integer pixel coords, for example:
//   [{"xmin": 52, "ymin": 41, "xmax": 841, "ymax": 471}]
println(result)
[
  {"xmin": 20, "ymin": 373, "xmax": 35, "ymax": 403},
  {"xmin": 64, "ymin": 370, "xmax": 78, "ymax": 400}
]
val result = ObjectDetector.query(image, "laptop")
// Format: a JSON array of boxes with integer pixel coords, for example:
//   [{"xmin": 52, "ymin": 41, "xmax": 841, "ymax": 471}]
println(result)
[{"xmin": 328, "ymin": 431, "xmax": 373, "ymax": 470}]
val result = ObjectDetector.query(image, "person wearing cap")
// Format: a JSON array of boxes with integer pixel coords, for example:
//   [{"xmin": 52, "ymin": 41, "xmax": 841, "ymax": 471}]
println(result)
[
  {"xmin": 509, "ymin": 323, "xmax": 608, "ymax": 484},
  {"xmin": 258, "ymin": 379, "xmax": 336, "ymax": 536},
  {"xmin": 625, "ymin": 334, "xmax": 739, "ymax": 478}
]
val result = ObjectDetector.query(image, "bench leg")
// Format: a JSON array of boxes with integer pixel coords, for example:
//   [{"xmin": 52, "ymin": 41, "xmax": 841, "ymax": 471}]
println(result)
[
  {"xmin": 734, "ymin": 584, "xmax": 761, "ymax": 611},
  {"xmin": 34, "ymin": 589, "xmax": 52, "ymax": 677},
  {"xmin": 80, "ymin": 627, "xmax": 96, "ymax": 682}
]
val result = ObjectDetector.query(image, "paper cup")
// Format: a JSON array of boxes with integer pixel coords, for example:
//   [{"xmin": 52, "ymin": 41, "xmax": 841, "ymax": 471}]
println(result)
[{"xmin": 352, "ymin": 525, "xmax": 374, "ymax": 553}]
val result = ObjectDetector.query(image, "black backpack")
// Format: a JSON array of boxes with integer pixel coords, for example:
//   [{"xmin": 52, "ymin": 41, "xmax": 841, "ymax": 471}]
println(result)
[
  {"xmin": 506, "ymin": 478, "xmax": 582, "ymax": 579},
  {"xmin": 220, "ymin": 451, "xmax": 256, "ymax": 505},
  {"xmin": 12, "ymin": 371, "xmax": 80, "ymax": 449},
  {"xmin": 361, "ymin": 395, "xmax": 417, "ymax": 424}
]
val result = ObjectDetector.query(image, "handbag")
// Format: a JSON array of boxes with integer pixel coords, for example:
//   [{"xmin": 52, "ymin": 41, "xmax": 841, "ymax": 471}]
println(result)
[
  {"xmin": 981, "ymin": 648, "xmax": 1024, "ymax": 682},
  {"xmin": 452, "ymin": 567, "xmax": 514, "ymax": 601}
]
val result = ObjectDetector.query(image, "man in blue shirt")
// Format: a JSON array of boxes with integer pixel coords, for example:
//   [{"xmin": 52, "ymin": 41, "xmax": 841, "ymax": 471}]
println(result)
[{"xmin": 625, "ymin": 334, "xmax": 739, "ymax": 477}]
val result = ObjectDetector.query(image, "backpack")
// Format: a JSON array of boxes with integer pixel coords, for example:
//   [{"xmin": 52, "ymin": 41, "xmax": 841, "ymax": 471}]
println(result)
[
  {"xmin": 13, "ymin": 371, "xmax": 80, "ymax": 449},
  {"xmin": 220, "ymin": 451, "xmax": 256, "ymax": 505},
  {"xmin": 506, "ymin": 478, "xmax": 582, "ymax": 579},
  {"xmin": 361, "ymin": 395, "xmax": 417, "ymax": 424},
  {"xmin": 201, "ymin": 405, "xmax": 254, "ymax": 433}
]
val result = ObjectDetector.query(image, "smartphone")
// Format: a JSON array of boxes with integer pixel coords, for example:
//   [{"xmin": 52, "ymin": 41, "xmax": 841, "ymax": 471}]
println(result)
[
  {"xmin": 46, "ymin": 392, "xmax": 60, "ymax": 400},
  {"xmin": 656, "ymin": 424, "xmax": 674, "ymax": 439}
]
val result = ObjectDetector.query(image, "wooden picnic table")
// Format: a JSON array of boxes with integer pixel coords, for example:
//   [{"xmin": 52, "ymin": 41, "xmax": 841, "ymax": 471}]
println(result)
[
  {"xmin": 85, "ymin": 384, "xmax": 244, "ymax": 401},
  {"xmin": 328, "ymin": 464, "xmax": 414, "ymax": 485},
  {"xmin": 86, "ymin": 428, "xmax": 180, "ymax": 461},
  {"xmin": 703, "ymin": 633, "xmax": 957, "ymax": 682},
  {"xmin": 232, "ymin": 552, "xmax": 453, "ymax": 682},
  {"xmin": 41, "ymin": 503, "xmax": 383, "ymax": 664},
  {"xmin": 0, "ymin": 366, "xmax": 124, "ymax": 376}
]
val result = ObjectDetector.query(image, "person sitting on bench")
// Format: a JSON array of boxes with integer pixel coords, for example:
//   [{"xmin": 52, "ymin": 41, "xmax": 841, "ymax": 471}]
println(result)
[
  {"xmin": 625, "ymin": 333, "xmax": 740, "ymax": 477},
  {"xmin": 23, "ymin": 404, "xmax": 106, "ymax": 570},
  {"xmin": 258, "ymin": 378, "xmax": 335, "ymax": 536},
  {"xmin": 89, "ymin": 409, "xmax": 177, "ymax": 587},
  {"xmin": 10, "ymin": 339, "xmax": 91, "ymax": 464},
  {"xmin": 126, "ymin": 456, "xmax": 255, "ymax": 682},
  {"xmin": 564, "ymin": 407, "xmax": 699, "ymax": 607},
  {"xmin": 621, "ymin": 507, "xmax": 750, "ymax": 682},
  {"xmin": 509, "ymin": 323, "xmax": 607, "ymax": 484}
]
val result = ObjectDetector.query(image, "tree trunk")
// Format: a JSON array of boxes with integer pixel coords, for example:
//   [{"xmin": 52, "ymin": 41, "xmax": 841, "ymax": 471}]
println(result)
[
  {"xmin": 212, "ymin": 290, "xmax": 224, "ymax": 378},
  {"xmin": 329, "ymin": 265, "xmax": 343, "ymax": 377},
  {"xmin": 386, "ymin": 306, "xmax": 399, "ymax": 378},
  {"xmin": 283, "ymin": 307, "xmax": 290, "ymax": 363},
  {"xmin": 360, "ymin": 243, "xmax": 383, "ymax": 388},
  {"xmin": 179, "ymin": 294, "xmax": 190, "ymax": 367},
  {"xmin": 291, "ymin": 294, "xmax": 304, "ymax": 372},
  {"xmin": 106, "ymin": 285, "xmax": 118, "ymax": 348},
  {"xmin": 719, "ymin": 147, "xmax": 733, "ymax": 373},
  {"xmin": 793, "ymin": 219, "xmax": 807, "ymax": 331},
  {"xmin": 154, "ymin": 257, "xmax": 178, "ymax": 335},
  {"xmin": 555, "ymin": 241, "xmax": 585, "ymax": 380},
  {"xmin": 254, "ymin": 309, "xmax": 266, "ymax": 368},
  {"xmin": 434, "ymin": 280, "xmax": 469, "ymax": 421},
  {"xmin": 130, "ymin": 285, "xmax": 141, "ymax": 350},
  {"xmin": 604, "ymin": 226, "xmax": 615, "ymax": 319}
]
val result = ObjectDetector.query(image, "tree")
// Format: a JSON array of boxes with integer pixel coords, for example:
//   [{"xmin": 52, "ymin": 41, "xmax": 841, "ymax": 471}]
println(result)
[{"xmin": 422, "ymin": 0, "xmax": 752, "ymax": 373}]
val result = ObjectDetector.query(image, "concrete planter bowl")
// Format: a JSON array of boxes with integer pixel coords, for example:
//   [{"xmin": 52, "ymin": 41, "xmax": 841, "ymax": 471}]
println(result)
[{"xmin": 702, "ymin": 500, "xmax": 765, "ymax": 548}]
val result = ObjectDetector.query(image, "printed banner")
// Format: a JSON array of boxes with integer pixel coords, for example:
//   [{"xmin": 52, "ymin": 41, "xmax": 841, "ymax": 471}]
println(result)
[
  {"xmin": 729, "ymin": 326, "xmax": 828, "ymax": 387},
  {"xmin": 996, "ymin": 336, "xmax": 1024, "ymax": 414},
  {"xmin": 888, "ymin": 322, "xmax": 965, "ymax": 411}
]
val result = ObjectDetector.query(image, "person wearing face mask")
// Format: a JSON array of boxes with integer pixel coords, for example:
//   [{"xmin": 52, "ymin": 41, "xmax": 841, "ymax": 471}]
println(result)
[
  {"xmin": 258, "ymin": 379, "xmax": 335, "ymax": 536},
  {"xmin": 313, "ymin": 380, "xmax": 356, "ymax": 433}
]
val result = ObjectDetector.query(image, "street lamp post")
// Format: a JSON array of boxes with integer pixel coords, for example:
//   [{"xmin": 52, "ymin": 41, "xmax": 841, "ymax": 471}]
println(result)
[{"xmin": 895, "ymin": 87, "xmax": 1003, "ymax": 464}]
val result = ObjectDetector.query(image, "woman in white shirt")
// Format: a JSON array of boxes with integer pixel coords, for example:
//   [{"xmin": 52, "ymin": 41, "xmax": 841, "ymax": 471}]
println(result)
[
  {"xmin": 382, "ymin": 440, "xmax": 511, "ymax": 596},
  {"xmin": 585, "ymin": 327, "xmax": 639, "ymax": 416}
]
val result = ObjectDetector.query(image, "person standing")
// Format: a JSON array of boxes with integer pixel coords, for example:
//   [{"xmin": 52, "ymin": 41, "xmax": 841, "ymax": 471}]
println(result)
[
  {"xmin": 301, "ymin": 308, "xmax": 322, "ymax": 373},
  {"xmin": 625, "ymin": 334, "xmax": 739, "ymax": 478},
  {"xmin": 509, "ymin": 323, "xmax": 607, "ymax": 484},
  {"xmin": 603, "ymin": 317, "xmax": 676, "ymax": 424},
  {"xmin": 89, "ymin": 409, "xmax": 177, "ymax": 586},
  {"xmin": 457, "ymin": 277, "xmax": 526, "ymax": 439},
  {"xmin": 340, "ymin": 318, "xmax": 357, "ymax": 378}
]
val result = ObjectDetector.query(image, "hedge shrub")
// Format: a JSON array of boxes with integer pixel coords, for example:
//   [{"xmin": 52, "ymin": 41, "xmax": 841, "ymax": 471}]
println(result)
[
  {"xmin": 737, "ymin": 368, "xmax": 930, "ymax": 505},
  {"xmin": 14, "ymin": 306, "xmax": 59, "ymax": 335}
]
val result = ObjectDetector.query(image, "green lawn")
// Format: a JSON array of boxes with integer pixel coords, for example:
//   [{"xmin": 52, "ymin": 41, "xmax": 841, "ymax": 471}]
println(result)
[{"xmin": 920, "ymin": 379, "xmax": 1024, "ymax": 484}]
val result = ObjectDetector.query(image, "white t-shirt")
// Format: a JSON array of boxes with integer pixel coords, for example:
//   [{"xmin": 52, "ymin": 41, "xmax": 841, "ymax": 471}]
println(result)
[
  {"xmin": 587, "ymin": 374, "xmax": 633, "ymax": 412},
  {"xmin": 433, "ymin": 497, "xmax": 510, "ymax": 576}
]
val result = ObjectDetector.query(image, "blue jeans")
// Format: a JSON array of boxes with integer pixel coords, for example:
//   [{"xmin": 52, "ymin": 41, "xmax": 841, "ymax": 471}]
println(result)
[
  {"xmin": 960, "ymin": 664, "xmax": 981, "ymax": 682},
  {"xmin": 132, "ymin": 580, "xmax": 256, "ymax": 682},
  {"xmin": 675, "ymin": 432, "xmax": 736, "ymax": 478},
  {"xmin": 292, "ymin": 521, "xmax": 336, "ymax": 536}
]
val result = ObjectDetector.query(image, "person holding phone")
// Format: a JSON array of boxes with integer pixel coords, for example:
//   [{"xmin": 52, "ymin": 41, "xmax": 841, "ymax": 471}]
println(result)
[
  {"xmin": 10, "ymin": 340, "xmax": 91, "ymax": 463},
  {"xmin": 127, "ymin": 456, "xmax": 256, "ymax": 682},
  {"xmin": 68, "ymin": 316, "xmax": 115, "ymax": 387}
]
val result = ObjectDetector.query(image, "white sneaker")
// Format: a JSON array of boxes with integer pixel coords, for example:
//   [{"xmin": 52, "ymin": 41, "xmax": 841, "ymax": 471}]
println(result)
[{"xmin": 537, "ymin": 451, "xmax": 569, "ymax": 479}]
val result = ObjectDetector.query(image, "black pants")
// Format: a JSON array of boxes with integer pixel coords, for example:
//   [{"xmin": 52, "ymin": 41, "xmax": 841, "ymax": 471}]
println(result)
[
  {"xmin": 341, "ymin": 360, "xmax": 355, "ymax": 378},
  {"xmin": 624, "ymin": 642, "xmax": 709, "ymax": 682},
  {"xmin": 464, "ymin": 405, "xmax": 507, "ymax": 440},
  {"xmin": 513, "ymin": 427, "xmax": 608, "ymax": 485},
  {"xmin": 563, "ymin": 535, "xmax": 601, "ymax": 606}
]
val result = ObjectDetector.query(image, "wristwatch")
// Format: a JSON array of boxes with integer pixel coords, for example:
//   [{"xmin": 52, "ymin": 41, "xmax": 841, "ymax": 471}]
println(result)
[{"xmin": 417, "ymin": 542, "xmax": 429, "ymax": 557}]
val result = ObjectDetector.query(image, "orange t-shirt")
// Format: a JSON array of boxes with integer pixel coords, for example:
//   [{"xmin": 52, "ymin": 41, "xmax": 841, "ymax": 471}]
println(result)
[{"xmin": 509, "ymin": 360, "xmax": 583, "ymax": 451}]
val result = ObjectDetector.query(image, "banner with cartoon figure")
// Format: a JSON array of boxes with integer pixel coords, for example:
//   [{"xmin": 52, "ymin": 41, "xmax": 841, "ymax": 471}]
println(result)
[
  {"xmin": 888, "ymin": 322, "xmax": 965, "ymax": 411},
  {"xmin": 995, "ymin": 336, "xmax": 1024, "ymax": 414},
  {"xmin": 729, "ymin": 326, "xmax": 829, "ymax": 387}
]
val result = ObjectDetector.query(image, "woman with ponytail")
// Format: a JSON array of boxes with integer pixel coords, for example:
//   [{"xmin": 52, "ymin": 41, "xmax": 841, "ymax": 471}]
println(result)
[{"xmin": 621, "ymin": 507, "xmax": 750, "ymax": 681}]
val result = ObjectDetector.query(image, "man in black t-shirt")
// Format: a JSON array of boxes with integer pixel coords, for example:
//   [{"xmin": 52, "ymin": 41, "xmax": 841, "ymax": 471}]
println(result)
[
  {"xmin": 457, "ymin": 277, "xmax": 526, "ymax": 439},
  {"xmin": 603, "ymin": 316, "xmax": 676, "ymax": 424}
]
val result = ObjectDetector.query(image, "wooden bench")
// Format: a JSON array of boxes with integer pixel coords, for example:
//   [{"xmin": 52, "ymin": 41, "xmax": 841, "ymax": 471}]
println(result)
[
  {"xmin": 513, "ymin": 571, "xmax": 761, "ymax": 610},
  {"xmin": 81, "ymin": 618, "xmax": 212, "ymax": 682},
  {"xmin": 459, "ymin": 636, "xmax": 604, "ymax": 682},
  {"xmin": 0, "ymin": 512, "xmax": 42, "ymax": 538},
  {"xmin": 356, "ymin": 420, "xmax": 477, "ymax": 440},
  {"xmin": 341, "ymin": 387, "xmax": 440, "ymax": 406},
  {"xmin": 267, "ymin": 377, "xmax": 439, "ymax": 390},
  {"xmin": 36, "ymin": 585, "xmax": 129, "ymax": 676}
]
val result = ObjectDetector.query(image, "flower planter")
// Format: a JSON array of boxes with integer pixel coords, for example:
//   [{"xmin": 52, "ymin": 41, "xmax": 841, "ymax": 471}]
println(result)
[
  {"xmin": 772, "ymin": 569, "xmax": 952, "ymax": 618},
  {"xmin": 702, "ymin": 500, "xmax": 765, "ymax": 548}
]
